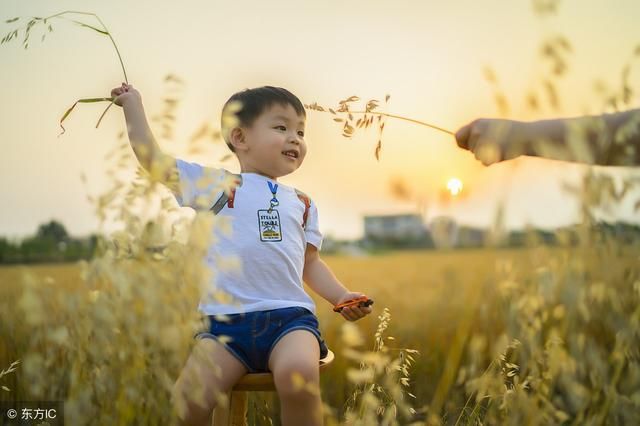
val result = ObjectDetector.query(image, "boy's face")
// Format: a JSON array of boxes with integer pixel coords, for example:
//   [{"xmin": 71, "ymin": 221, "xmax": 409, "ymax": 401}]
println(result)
[{"xmin": 236, "ymin": 103, "xmax": 307, "ymax": 179}]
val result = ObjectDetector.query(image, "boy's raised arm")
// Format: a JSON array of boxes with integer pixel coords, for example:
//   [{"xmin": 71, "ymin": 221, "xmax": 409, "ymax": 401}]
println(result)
[{"xmin": 112, "ymin": 83, "xmax": 178, "ymax": 187}]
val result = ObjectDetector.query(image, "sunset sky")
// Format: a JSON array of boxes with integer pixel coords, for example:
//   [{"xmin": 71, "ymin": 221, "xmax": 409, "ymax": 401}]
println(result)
[{"xmin": 2, "ymin": 0, "xmax": 639, "ymax": 240}]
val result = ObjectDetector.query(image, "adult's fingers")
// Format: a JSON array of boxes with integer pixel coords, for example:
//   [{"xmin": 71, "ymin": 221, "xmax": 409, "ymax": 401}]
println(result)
[{"xmin": 455, "ymin": 123, "xmax": 472, "ymax": 150}]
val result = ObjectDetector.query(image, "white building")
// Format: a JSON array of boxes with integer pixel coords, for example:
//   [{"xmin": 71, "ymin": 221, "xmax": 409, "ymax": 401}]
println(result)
[{"xmin": 363, "ymin": 214, "xmax": 427, "ymax": 240}]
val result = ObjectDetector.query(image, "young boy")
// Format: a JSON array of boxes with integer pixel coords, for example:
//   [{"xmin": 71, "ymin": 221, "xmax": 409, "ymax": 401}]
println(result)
[{"xmin": 110, "ymin": 83, "xmax": 372, "ymax": 425}]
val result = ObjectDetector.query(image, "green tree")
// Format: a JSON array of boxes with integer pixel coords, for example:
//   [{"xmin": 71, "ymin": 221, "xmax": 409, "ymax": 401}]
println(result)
[{"xmin": 35, "ymin": 220, "xmax": 69, "ymax": 243}]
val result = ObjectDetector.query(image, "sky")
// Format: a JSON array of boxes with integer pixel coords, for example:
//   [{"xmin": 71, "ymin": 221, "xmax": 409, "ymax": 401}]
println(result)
[{"xmin": 2, "ymin": 0, "xmax": 639, "ymax": 240}]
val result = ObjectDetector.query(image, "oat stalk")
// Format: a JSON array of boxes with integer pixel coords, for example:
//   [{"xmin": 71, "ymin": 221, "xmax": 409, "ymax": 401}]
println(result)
[
  {"xmin": 307, "ymin": 95, "xmax": 454, "ymax": 161},
  {"xmin": 348, "ymin": 110, "xmax": 455, "ymax": 136},
  {"xmin": 0, "ymin": 360, "xmax": 20, "ymax": 392},
  {"xmin": 2, "ymin": 11, "xmax": 126, "ymax": 135}
]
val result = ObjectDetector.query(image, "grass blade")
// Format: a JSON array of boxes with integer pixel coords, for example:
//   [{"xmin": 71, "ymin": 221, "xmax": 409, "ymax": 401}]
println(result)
[
  {"xmin": 68, "ymin": 19, "xmax": 109, "ymax": 35},
  {"xmin": 58, "ymin": 97, "xmax": 113, "ymax": 136},
  {"xmin": 95, "ymin": 100, "xmax": 116, "ymax": 128}
]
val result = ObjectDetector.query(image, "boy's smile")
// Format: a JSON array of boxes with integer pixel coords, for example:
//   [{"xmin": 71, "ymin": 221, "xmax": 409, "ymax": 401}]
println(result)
[{"xmin": 233, "ymin": 104, "xmax": 307, "ymax": 180}]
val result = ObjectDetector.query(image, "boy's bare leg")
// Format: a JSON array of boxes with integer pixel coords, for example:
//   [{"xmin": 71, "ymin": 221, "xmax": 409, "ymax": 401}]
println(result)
[
  {"xmin": 268, "ymin": 330, "xmax": 323, "ymax": 426},
  {"xmin": 172, "ymin": 338, "xmax": 248, "ymax": 426}
]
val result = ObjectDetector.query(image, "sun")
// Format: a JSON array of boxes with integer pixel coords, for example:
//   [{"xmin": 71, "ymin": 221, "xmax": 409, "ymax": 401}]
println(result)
[{"xmin": 446, "ymin": 178, "xmax": 463, "ymax": 196}]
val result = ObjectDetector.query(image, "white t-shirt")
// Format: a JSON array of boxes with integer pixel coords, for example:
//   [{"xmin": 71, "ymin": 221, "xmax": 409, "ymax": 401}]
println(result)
[{"xmin": 175, "ymin": 159, "xmax": 323, "ymax": 315}]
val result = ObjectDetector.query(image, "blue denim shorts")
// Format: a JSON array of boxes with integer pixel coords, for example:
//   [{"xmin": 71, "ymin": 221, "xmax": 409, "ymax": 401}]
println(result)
[{"xmin": 195, "ymin": 306, "xmax": 329, "ymax": 373}]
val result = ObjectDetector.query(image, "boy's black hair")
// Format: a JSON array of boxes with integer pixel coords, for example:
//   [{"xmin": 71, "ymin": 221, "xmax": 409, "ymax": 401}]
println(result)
[{"xmin": 221, "ymin": 86, "xmax": 306, "ymax": 152}]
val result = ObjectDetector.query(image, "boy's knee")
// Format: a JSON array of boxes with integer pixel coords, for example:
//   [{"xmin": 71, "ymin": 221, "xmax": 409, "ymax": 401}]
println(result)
[
  {"xmin": 274, "ymin": 362, "xmax": 320, "ymax": 398},
  {"xmin": 171, "ymin": 378, "xmax": 220, "ymax": 426}
]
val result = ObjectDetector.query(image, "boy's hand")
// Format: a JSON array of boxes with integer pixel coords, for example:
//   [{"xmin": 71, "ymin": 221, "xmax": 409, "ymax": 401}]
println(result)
[
  {"xmin": 110, "ymin": 83, "xmax": 142, "ymax": 107},
  {"xmin": 455, "ymin": 119, "xmax": 528, "ymax": 166},
  {"xmin": 334, "ymin": 292, "xmax": 372, "ymax": 322}
]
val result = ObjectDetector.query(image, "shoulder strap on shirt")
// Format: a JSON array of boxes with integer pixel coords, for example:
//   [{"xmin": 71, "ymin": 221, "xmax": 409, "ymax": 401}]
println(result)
[
  {"xmin": 209, "ymin": 176, "xmax": 311, "ymax": 229},
  {"xmin": 295, "ymin": 189, "xmax": 311, "ymax": 229},
  {"xmin": 210, "ymin": 172, "xmax": 242, "ymax": 214}
]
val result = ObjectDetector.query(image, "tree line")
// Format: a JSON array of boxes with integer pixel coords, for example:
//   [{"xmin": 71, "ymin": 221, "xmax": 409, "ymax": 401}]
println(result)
[{"xmin": 0, "ymin": 221, "xmax": 97, "ymax": 264}]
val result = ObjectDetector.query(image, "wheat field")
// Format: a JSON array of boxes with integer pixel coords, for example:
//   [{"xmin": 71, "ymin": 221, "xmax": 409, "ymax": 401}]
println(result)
[{"xmin": 1, "ymin": 241, "xmax": 638, "ymax": 425}]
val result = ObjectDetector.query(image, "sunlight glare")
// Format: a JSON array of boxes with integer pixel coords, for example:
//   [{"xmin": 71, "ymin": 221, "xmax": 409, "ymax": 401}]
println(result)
[{"xmin": 447, "ymin": 178, "xmax": 463, "ymax": 196}]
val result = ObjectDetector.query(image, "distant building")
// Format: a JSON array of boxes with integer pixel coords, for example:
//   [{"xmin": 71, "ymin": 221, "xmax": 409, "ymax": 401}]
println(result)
[
  {"xmin": 429, "ymin": 216, "xmax": 459, "ymax": 248},
  {"xmin": 430, "ymin": 216, "xmax": 486, "ymax": 248},
  {"xmin": 364, "ymin": 214, "xmax": 427, "ymax": 241},
  {"xmin": 321, "ymin": 236, "xmax": 367, "ymax": 256}
]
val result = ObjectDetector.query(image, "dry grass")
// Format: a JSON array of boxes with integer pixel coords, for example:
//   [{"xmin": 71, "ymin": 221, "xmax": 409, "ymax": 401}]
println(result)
[{"xmin": 2, "ymin": 240, "xmax": 638, "ymax": 424}]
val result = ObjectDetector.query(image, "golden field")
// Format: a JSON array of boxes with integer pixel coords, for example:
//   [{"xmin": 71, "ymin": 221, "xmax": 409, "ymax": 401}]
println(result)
[{"xmin": 1, "ymin": 241, "xmax": 638, "ymax": 425}]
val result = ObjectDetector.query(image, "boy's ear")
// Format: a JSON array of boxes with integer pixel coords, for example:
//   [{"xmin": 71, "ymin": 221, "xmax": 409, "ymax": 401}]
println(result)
[{"xmin": 229, "ymin": 127, "xmax": 248, "ymax": 152}]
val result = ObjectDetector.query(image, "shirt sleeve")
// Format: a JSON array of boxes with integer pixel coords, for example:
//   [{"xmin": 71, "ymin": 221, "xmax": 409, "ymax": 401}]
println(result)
[
  {"xmin": 174, "ymin": 158, "xmax": 226, "ymax": 210},
  {"xmin": 304, "ymin": 199, "xmax": 323, "ymax": 250}
]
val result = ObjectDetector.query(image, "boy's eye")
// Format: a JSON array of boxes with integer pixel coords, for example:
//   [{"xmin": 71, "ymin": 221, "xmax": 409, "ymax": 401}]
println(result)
[
  {"xmin": 297, "ymin": 131, "xmax": 305, "ymax": 137},
  {"xmin": 275, "ymin": 125, "xmax": 286, "ymax": 131}
]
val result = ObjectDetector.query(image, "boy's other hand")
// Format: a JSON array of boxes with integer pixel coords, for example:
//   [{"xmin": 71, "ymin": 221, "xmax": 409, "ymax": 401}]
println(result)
[
  {"xmin": 335, "ymin": 292, "xmax": 372, "ymax": 322},
  {"xmin": 110, "ymin": 83, "xmax": 142, "ymax": 107}
]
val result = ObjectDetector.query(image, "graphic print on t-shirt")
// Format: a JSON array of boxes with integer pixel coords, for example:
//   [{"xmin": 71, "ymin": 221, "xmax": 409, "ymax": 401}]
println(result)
[{"xmin": 258, "ymin": 209, "xmax": 283, "ymax": 242}]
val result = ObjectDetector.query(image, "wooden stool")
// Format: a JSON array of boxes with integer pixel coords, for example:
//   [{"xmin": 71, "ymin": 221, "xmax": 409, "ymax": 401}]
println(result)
[{"xmin": 213, "ymin": 350, "xmax": 334, "ymax": 426}]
